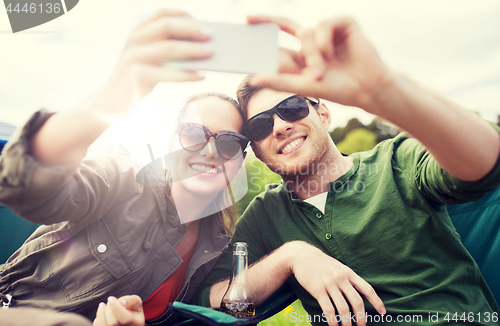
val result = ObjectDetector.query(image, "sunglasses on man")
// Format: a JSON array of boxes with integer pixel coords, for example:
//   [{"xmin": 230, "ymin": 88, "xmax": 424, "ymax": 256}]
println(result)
[
  {"xmin": 243, "ymin": 95, "xmax": 319, "ymax": 142},
  {"xmin": 177, "ymin": 122, "xmax": 249, "ymax": 161}
]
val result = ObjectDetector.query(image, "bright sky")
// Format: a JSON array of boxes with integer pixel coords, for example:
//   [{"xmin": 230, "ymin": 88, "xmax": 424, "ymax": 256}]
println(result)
[{"xmin": 1, "ymin": 0, "xmax": 499, "ymax": 134}]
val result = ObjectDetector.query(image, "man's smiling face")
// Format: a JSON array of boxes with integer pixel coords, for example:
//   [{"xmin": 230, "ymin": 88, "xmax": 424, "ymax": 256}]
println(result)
[{"xmin": 247, "ymin": 89, "xmax": 332, "ymax": 177}]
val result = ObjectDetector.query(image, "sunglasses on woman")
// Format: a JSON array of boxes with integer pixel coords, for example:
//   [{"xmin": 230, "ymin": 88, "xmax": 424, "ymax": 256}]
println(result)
[
  {"xmin": 243, "ymin": 95, "xmax": 319, "ymax": 142},
  {"xmin": 177, "ymin": 122, "xmax": 249, "ymax": 160}
]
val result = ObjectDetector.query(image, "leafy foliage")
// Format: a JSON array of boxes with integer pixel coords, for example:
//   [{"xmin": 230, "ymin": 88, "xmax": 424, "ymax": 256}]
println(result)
[
  {"xmin": 331, "ymin": 117, "xmax": 399, "ymax": 145},
  {"xmin": 337, "ymin": 128, "xmax": 377, "ymax": 155}
]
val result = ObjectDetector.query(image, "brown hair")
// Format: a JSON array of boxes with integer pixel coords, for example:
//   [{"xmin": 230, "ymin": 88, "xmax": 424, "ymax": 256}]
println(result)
[{"xmin": 236, "ymin": 75, "xmax": 264, "ymax": 122}]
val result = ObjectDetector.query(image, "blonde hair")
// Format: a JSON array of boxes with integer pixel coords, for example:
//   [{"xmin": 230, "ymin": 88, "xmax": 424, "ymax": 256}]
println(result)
[{"xmin": 174, "ymin": 92, "xmax": 241, "ymax": 236}]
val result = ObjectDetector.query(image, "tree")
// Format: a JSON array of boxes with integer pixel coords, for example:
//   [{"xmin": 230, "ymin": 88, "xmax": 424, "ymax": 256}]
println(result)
[
  {"xmin": 330, "ymin": 118, "xmax": 364, "ymax": 144},
  {"xmin": 337, "ymin": 128, "xmax": 377, "ymax": 155},
  {"xmin": 330, "ymin": 117, "xmax": 399, "ymax": 145}
]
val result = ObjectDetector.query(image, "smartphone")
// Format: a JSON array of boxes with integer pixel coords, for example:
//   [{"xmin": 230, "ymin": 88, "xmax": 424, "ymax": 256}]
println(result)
[{"xmin": 166, "ymin": 21, "xmax": 279, "ymax": 74}]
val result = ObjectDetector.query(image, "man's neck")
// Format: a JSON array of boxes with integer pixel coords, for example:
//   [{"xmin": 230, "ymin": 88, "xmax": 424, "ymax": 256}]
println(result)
[{"xmin": 282, "ymin": 149, "xmax": 353, "ymax": 200}]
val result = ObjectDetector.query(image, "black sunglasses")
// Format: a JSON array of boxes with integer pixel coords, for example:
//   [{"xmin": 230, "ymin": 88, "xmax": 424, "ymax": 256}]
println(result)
[
  {"xmin": 243, "ymin": 95, "xmax": 319, "ymax": 142},
  {"xmin": 177, "ymin": 122, "xmax": 249, "ymax": 160}
]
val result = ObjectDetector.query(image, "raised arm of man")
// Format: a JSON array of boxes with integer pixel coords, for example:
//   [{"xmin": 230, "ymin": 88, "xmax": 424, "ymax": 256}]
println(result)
[
  {"xmin": 201, "ymin": 14, "xmax": 500, "ymax": 326},
  {"xmin": 248, "ymin": 15, "xmax": 500, "ymax": 182}
]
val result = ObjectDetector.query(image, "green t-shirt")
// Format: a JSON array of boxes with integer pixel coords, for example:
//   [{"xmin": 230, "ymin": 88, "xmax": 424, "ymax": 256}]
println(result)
[{"xmin": 195, "ymin": 133, "xmax": 500, "ymax": 325}]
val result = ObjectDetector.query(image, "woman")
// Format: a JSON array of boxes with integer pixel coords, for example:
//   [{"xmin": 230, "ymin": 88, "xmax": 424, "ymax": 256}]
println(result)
[
  {"xmin": 0, "ymin": 9, "xmax": 247, "ymax": 326},
  {"xmin": 141, "ymin": 92, "xmax": 247, "ymax": 322}
]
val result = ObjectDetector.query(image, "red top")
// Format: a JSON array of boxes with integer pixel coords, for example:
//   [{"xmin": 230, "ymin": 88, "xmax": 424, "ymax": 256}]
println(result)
[{"xmin": 143, "ymin": 243, "xmax": 197, "ymax": 321}]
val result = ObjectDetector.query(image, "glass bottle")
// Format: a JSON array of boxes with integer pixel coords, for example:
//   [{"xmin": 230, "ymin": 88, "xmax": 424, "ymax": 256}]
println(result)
[{"xmin": 220, "ymin": 242, "xmax": 255, "ymax": 318}]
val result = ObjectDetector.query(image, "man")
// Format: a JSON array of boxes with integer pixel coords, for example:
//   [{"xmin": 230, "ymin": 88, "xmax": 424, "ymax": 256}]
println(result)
[{"xmin": 193, "ymin": 15, "xmax": 500, "ymax": 326}]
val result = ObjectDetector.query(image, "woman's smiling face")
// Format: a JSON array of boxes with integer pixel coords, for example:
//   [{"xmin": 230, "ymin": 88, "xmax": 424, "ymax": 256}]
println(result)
[{"xmin": 169, "ymin": 96, "xmax": 246, "ymax": 197}]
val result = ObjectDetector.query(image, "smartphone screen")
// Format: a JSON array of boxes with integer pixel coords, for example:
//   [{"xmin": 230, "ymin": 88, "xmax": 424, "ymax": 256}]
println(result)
[{"xmin": 166, "ymin": 21, "xmax": 279, "ymax": 74}]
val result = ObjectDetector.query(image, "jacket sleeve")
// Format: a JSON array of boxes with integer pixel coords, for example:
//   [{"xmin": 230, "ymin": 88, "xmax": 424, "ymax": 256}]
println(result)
[
  {"xmin": 0, "ymin": 109, "xmax": 140, "ymax": 226},
  {"xmin": 392, "ymin": 122, "xmax": 500, "ymax": 206}
]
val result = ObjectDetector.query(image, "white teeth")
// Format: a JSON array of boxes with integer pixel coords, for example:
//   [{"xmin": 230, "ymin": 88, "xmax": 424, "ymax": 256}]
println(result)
[
  {"xmin": 191, "ymin": 164, "xmax": 219, "ymax": 174},
  {"xmin": 281, "ymin": 138, "xmax": 304, "ymax": 154}
]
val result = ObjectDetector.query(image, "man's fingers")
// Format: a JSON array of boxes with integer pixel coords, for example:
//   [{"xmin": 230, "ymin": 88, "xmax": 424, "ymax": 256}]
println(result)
[
  {"xmin": 247, "ymin": 15, "xmax": 325, "ymax": 79},
  {"xmin": 129, "ymin": 17, "xmax": 210, "ymax": 46},
  {"xmin": 314, "ymin": 21, "xmax": 336, "ymax": 61},
  {"xmin": 350, "ymin": 275, "xmax": 386, "ymax": 316},
  {"xmin": 316, "ymin": 296, "xmax": 339, "ymax": 326},
  {"xmin": 246, "ymin": 15, "xmax": 300, "ymax": 36},
  {"xmin": 278, "ymin": 48, "xmax": 304, "ymax": 74},
  {"xmin": 250, "ymin": 73, "xmax": 316, "ymax": 97},
  {"xmin": 335, "ymin": 285, "xmax": 366, "ymax": 326},
  {"xmin": 297, "ymin": 28, "xmax": 325, "ymax": 79},
  {"xmin": 328, "ymin": 289, "xmax": 352, "ymax": 326},
  {"xmin": 290, "ymin": 49, "xmax": 306, "ymax": 68}
]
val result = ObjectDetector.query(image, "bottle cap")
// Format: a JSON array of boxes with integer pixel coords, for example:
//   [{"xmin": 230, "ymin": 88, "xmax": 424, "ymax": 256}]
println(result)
[{"xmin": 233, "ymin": 242, "xmax": 248, "ymax": 255}]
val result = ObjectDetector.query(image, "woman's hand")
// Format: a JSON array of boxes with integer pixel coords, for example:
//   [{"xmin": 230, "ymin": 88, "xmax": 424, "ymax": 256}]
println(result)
[
  {"xmin": 31, "ymin": 8, "xmax": 213, "ymax": 165},
  {"xmin": 93, "ymin": 295, "xmax": 145, "ymax": 326},
  {"xmin": 90, "ymin": 8, "xmax": 213, "ymax": 118}
]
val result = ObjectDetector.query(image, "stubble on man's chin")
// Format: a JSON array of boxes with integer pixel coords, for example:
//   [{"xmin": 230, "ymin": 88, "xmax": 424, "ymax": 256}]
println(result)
[
  {"xmin": 259, "ymin": 135, "xmax": 331, "ymax": 177},
  {"xmin": 267, "ymin": 153, "xmax": 328, "ymax": 178}
]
